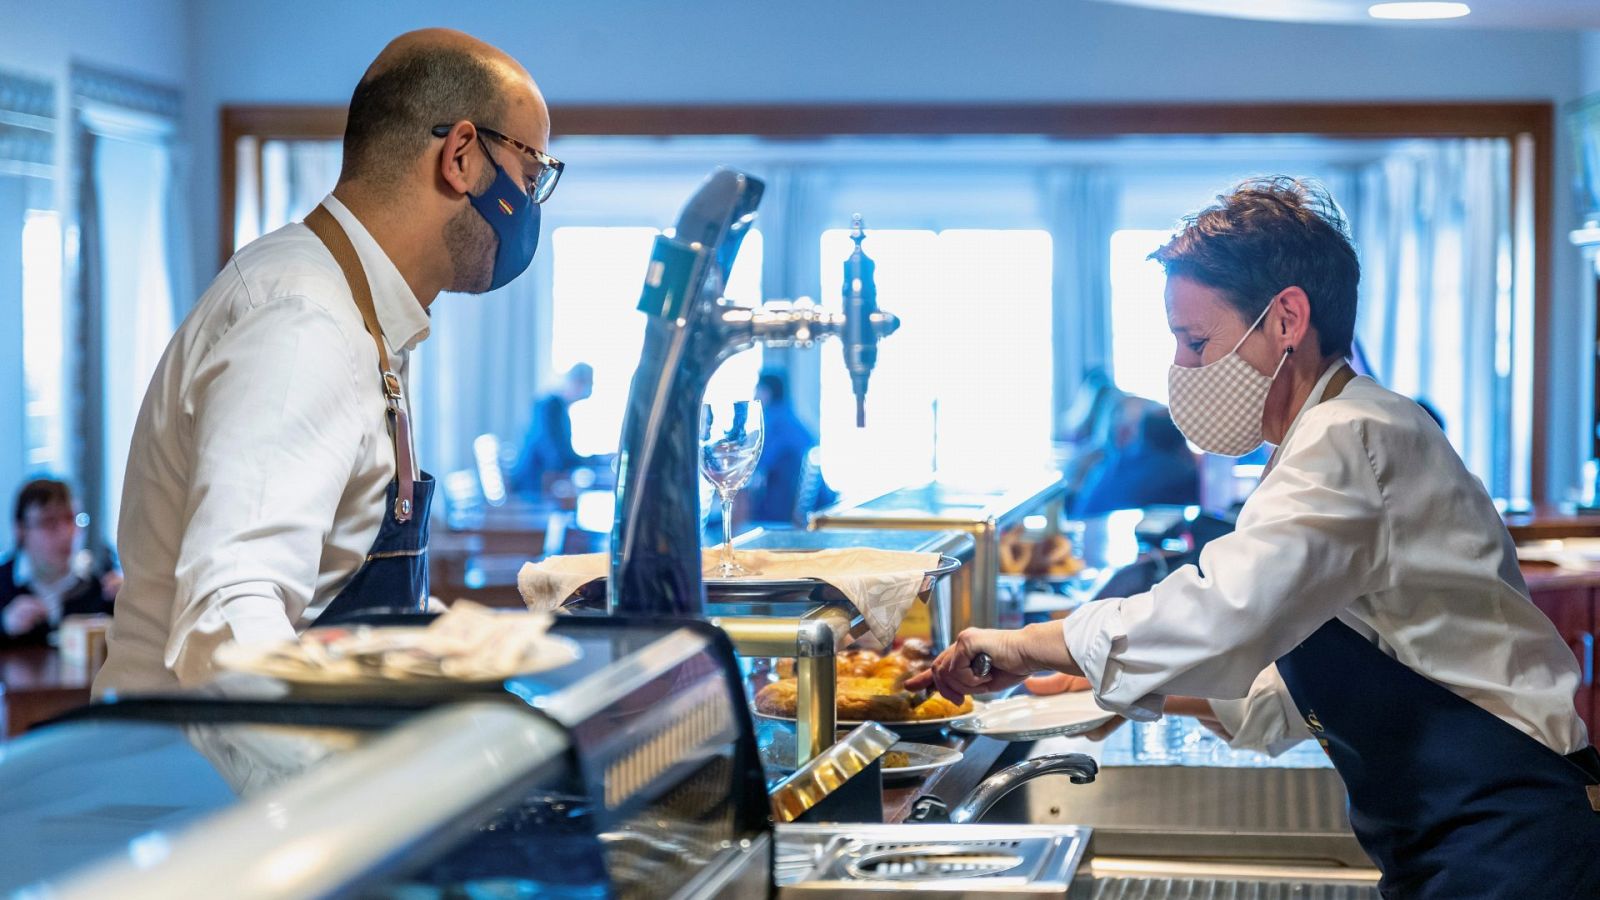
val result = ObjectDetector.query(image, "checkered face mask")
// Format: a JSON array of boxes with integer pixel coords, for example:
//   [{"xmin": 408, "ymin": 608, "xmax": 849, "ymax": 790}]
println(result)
[{"xmin": 1167, "ymin": 303, "xmax": 1289, "ymax": 457}]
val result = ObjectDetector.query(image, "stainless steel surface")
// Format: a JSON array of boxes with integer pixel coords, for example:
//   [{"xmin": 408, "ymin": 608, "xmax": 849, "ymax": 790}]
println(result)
[
  {"xmin": 1073, "ymin": 866, "xmax": 1379, "ymax": 900},
  {"xmin": 735, "ymin": 528, "xmax": 974, "ymax": 652},
  {"xmin": 715, "ymin": 605, "xmax": 854, "ymax": 766},
  {"xmin": 948, "ymin": 753, "xmax": 1099, "ymax": 824},
  {"xmin": 700, "ymin": 553, "xmax": 960, "ymax": 605},
  {"xmin": 775, "ymin": 822, "xmax": 1091, "ymax": 897},
  {"xmin": 609, "ymin": 169, "xmax": 899, "ymax": 619},
  {"xmin": 671, "ymin": 832, "xmax": 774, "ymax": 900},
  {"xmin": 983, "ymin": 757, "xmax": 1368, "ymax": 868},
  {"xmin": 770, "ymin": 722, "xmax": 898, "ymax": 823}
]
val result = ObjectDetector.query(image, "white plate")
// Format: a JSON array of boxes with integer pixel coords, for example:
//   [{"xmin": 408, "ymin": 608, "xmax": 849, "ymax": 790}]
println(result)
[
  {"xmin": 750, "ymin": 710, "xmax": 968, "ymax": 738},
  {"xmin": 214, "ymin": 629, "xmax": 583, "ymax": 690},
  {"xmin": 882, "ymin": 742, "xmax": 964, "ymax": 780},
  {"xmin": 950, "ymin": 691, "xmax": 1115, "ymax": 741}
]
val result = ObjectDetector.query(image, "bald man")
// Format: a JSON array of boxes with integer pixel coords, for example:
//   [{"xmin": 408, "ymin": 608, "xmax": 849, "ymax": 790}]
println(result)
[{"xmin": 98, "ymin": 30, "xmax": 561, "ymax": 694}]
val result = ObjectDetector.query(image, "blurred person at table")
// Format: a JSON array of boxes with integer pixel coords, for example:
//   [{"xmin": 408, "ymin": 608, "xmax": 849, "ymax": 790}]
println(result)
[
  {"xmin": 97, "ymin": 29, "xmax": 561, "ymax": 694},
  {"xmin": 1, "ymin": 478, "xmax": 120, "ymax": 646},
  {"xmin": 508, "ymin": 362, "xmax": 611, "ymax": 500},
  {"xmin": 910, "ymin": 177, "xmax": 1600, "ymax": 899},
  {"xmin": 1070, "ymin": 399, "xmax": 1200, "ymax": 517},
  {"xmin": 744, "ymin": 370, "xmax": 834, "ymax": 526}
]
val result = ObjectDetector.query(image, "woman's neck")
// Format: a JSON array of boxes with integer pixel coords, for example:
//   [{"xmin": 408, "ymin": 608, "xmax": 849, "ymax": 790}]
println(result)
[{"xmin": 1263, "ymin": 354, "xmax": 1343, "ymax": 445}]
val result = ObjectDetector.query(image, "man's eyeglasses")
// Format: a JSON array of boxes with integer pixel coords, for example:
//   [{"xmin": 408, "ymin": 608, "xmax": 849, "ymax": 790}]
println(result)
[{"xmin": 431, "ymin": 123, "xmax": 563, "ymax": 204}]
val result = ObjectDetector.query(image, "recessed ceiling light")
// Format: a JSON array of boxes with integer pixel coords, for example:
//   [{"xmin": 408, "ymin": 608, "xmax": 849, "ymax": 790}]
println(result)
[{"xmin": 1368, "ymin": 2, "xmax": 1471, "ymax": 19}]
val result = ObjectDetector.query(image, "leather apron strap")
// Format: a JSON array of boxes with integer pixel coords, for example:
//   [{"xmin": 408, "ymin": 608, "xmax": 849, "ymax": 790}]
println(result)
[{"xmin": 303, "ymin": 204, "xmax": 418, "ymax": 524}]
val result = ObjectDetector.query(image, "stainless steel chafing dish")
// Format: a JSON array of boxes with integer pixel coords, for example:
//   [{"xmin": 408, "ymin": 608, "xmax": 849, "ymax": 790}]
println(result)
[{"xmin": 811, "ymin": 476, "xmax": 1070, "ymax": 637}]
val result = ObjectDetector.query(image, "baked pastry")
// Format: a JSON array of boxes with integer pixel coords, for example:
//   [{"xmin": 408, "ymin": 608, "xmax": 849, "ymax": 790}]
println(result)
[
  {"xmin": 896, "ymin": 637, "xmax": 934, "ymax": 661},
  {"xmin": 912, "ymin": 694, "xmax": 973, "ymax": 720},
  {"xmin": 754, "ymin": 679, "xmax": 799, "ymax": 716},
  {"xmin": 836, "ymin": 649, "xmax": 882, "ymax": 678},
  {"xmin": 1000, "ymin": 527, "xmax": 1029, "ymax": 574},
  {"xmin": 869, "ymin": 654, "xmax": 912, "ymax": 683},
  {"xmin": 882, "ymin": 750, "xmax": 911, "ymax": 769},
  {"xmin": 836, "ymin": 677, "xmax": 914, "ymax": 721}
]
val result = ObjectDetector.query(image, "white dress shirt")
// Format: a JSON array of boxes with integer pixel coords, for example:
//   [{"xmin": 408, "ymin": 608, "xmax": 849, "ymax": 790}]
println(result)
[
  {"xmin": 1063, "ymin": 362, "xmax": 1588, "ymax": 756},
  {"xmin": 96, "ymin": 195, "xmax": 430, "ymax": 695}
]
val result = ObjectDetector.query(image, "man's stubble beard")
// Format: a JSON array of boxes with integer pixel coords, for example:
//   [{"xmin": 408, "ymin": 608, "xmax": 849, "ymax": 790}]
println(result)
[{"xmin": 444, "ymin": 201, "xmax": 497, "ymax": 295}]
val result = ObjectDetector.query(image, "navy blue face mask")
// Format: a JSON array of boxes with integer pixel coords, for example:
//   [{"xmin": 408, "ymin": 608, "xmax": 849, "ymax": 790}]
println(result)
[{"xmin": 466, "ymin": 138, "xmax": 541, "ymax": 291}]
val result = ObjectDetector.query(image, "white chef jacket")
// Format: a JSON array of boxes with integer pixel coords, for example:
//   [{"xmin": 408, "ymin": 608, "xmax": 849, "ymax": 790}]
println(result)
[
  {"xmin": 1063, "ymin": 362, "xmax": 1588, "ymax": 756},
  {"xmin": 95, "ymin": 195, "xmax": 430, "ymax": 695}
]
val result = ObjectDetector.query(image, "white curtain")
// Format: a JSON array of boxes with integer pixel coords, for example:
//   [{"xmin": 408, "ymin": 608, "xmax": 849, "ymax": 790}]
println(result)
[
  {"xmin": 78, "ymin": 104, "xmax": 182, "ymax": 541},
  {"xmin": 1351, "ymin": 139, "xmax": 1512, "ymax": 495},
  {"xmin": 411, "ymin": 272, "xmax": 548, "ymax": 478},
  {"xmin": 1046, "ymin": 167, "xmax": 1117, "ymax": 438}
]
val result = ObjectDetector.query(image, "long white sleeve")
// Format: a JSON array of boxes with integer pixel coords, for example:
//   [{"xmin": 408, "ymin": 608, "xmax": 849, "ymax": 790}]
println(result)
[
  {"xmin": 1208, "ymin": 664, "xmax": 1314, "ymax": 756},
  {"xmin": 1063, "ymin": 411, "xmax": 1390, "ymax": 717},
  {"xmin": 165, "ymin": 297, "xmax": 367, "ymax": 685}
]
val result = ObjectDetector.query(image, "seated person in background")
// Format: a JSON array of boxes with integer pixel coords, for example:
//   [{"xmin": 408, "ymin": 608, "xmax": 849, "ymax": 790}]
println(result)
[
  {"xmin": 1071, "ymin": 401, "xmax": 1200, "ymax": 517},
  {"xmin": 1, "ymin": 478, "xmax": 121, "ymax": 645},
  {"xmin": 1058, "ymin": 368, "xmax": 1125, "ymax": 497},
  {"xmin": 508, "ymin": 363, "xmax": 603, "ymax": 499},
  {"xmin": 746, "ymin": 371, "xmax": 833, "ymax": 525}
]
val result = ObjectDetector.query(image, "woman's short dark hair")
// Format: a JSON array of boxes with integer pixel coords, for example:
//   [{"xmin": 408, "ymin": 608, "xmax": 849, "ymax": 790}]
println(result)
[
  {"xmin": 14, "ymin": 478, "xmax": 72, "ymax": 524},
  {"xmin": 1151, "ymin": 177, "xmax": 1360, "ymax": 358}
]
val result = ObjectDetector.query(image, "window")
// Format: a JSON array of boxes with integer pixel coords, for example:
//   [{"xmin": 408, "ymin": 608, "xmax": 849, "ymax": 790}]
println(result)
[
  {"xmin": 549, "ymin": 227, "xmax": 763, "ymax": 458},
  {"xmin": 1108, "ymin": 228, "xmax": 1177, "ymax": 405},
  {"xmin": 22, "ymin": 209, "xmax": 65, "ymax": 473},
  {"xmin": 818, "ymin": 228, "xmax": 1053, "ymax": 499}
]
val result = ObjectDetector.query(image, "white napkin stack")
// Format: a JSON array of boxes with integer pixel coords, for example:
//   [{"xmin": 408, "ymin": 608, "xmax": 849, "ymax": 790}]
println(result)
[{"xmin": 517, "ymin": 548, "xmax": 942, "ymax": 648}]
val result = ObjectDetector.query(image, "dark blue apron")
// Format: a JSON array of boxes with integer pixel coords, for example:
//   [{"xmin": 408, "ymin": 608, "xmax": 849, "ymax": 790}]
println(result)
[
  {"xmin": 1277, "ymin": 619, "xmax": 1600, "ymax": 899},
  {"xmin": 1268, "ymin": 365, "xmax": 1600, "ymax": 898},
  {"xmin": 303, "ymin": 205, "xmax": 433, "ymax": 625}
]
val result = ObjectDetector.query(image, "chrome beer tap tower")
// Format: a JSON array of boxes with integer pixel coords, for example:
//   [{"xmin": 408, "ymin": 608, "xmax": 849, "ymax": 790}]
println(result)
[{"xmin": 608, "ymin": 168, "xmax": 899, "ymax": 617}]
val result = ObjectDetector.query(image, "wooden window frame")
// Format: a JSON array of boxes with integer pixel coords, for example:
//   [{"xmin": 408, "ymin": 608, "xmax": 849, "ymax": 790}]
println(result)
[{"xmin": 220, "ymin": 101, "xmax": 1557, "ymax": 498}]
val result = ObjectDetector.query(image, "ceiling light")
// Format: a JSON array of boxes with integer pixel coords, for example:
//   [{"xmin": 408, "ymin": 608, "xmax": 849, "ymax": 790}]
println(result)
[{"xmin": 1368, "ymin": 2, "xmax": 1471, "ymax": 19}]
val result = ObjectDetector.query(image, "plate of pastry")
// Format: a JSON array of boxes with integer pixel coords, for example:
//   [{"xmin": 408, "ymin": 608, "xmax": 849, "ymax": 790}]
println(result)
[
  {"xmin": 881, "ymin": 742, "xmax": 964, "ymax": 781},
  {"xmin": 749, "ymin": 639, "xmax": 976, "ymax": 736}
]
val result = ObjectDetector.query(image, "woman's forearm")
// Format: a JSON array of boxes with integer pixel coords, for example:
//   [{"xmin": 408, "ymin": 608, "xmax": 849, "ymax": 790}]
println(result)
[{"xmin": 1016, "ymin": 621, "xmax": 1085, "ymax": 677}]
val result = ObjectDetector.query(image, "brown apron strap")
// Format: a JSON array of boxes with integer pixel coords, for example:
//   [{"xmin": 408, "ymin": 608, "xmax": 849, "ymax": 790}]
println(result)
[
  {"xmin": 303, "ymin": 204, "xmax": 417, "ymax": 524},
  {"xmin": 1263, "ymin": 362, "xmax": 1357, "ymax": 478}
]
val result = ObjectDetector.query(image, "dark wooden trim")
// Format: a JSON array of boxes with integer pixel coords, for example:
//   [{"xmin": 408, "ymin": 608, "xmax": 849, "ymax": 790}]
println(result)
[
  {"xmin": 1531, "ymin": 106, "xmax": 1555, "ymax": 504},
  {"xmin": 219, "ymin": 105, "xmax": 347, "ymax": 267},
  {"xmin": 547, "ymin": 102, "xmax": 1553, "ymax": 140},
  {"xmin": 218, "ymin": 100, "xmax": 1559, "ymax": 499}
]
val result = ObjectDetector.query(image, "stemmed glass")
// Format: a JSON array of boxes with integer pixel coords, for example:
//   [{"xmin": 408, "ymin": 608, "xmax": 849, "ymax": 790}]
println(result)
[{"xmin": 699, "ymin": 399, "xmax": 764, "ymax": 577}]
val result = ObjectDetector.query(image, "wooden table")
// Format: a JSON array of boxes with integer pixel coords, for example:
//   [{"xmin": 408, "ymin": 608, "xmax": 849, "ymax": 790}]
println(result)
[
  {"xmin": 0, "ymin": 646, "xmax": 93, "ymax": 738},
  {"xmin": 1505, "ymin": 504, "xmax": 1600, "ymax": 543}
]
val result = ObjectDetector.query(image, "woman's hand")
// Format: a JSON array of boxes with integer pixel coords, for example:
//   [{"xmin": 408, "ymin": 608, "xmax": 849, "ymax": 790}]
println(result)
[{"xmin": 904, "ymin": 622, "xmax": 1082, "ymax": 704}]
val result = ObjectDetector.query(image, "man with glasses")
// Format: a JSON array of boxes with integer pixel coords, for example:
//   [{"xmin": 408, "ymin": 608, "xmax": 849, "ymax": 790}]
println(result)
[
  {"xmin": 1, "ymin": 479, "xmax": 120, "ymax": 645},
  {"xmin": 98, "ymin": 28, "xmax": 561, "ymax": 693}
]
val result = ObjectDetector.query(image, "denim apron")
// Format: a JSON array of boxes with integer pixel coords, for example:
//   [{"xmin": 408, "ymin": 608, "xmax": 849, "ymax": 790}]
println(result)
[
  {"xmin": 1270, "ymin": 366, "xmax": 1600, "ymax": 898},
  {"xmin": 302, "ymin": 205, "xmax": 433, "ymax": 624}
]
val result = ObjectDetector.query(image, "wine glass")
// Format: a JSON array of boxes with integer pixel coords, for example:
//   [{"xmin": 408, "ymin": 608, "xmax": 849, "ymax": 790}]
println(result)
[{"xmin": 700, "ymin": 399, "xmax": 764, "ymax": 577}]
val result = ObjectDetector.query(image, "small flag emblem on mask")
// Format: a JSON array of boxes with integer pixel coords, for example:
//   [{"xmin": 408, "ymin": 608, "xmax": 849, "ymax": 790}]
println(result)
[{"xmin": 497, "ymin": 198, "xmax": 514, "ymax": 215}]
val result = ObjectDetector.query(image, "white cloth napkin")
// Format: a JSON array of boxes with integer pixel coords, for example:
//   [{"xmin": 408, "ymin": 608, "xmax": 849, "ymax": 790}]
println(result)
[{"xmin": 518, "ymin": 548, "xmax": 942, "ymax": 648}]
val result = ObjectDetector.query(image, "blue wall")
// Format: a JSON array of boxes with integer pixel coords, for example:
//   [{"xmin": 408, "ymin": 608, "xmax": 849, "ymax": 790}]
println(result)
[{"xmin": 3, "ymin": 0, "xmax": 1596, "ymax": 499}]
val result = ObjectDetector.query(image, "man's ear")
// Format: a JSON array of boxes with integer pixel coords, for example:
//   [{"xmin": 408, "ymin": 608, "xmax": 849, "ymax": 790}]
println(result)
[
  {"xmin": 1273, "ymin": 286, "xmax": 1313, "ymax": 354},
  {"xmin": 436, "ymin": 120, "xmax": 479, "ymax": 196}
]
